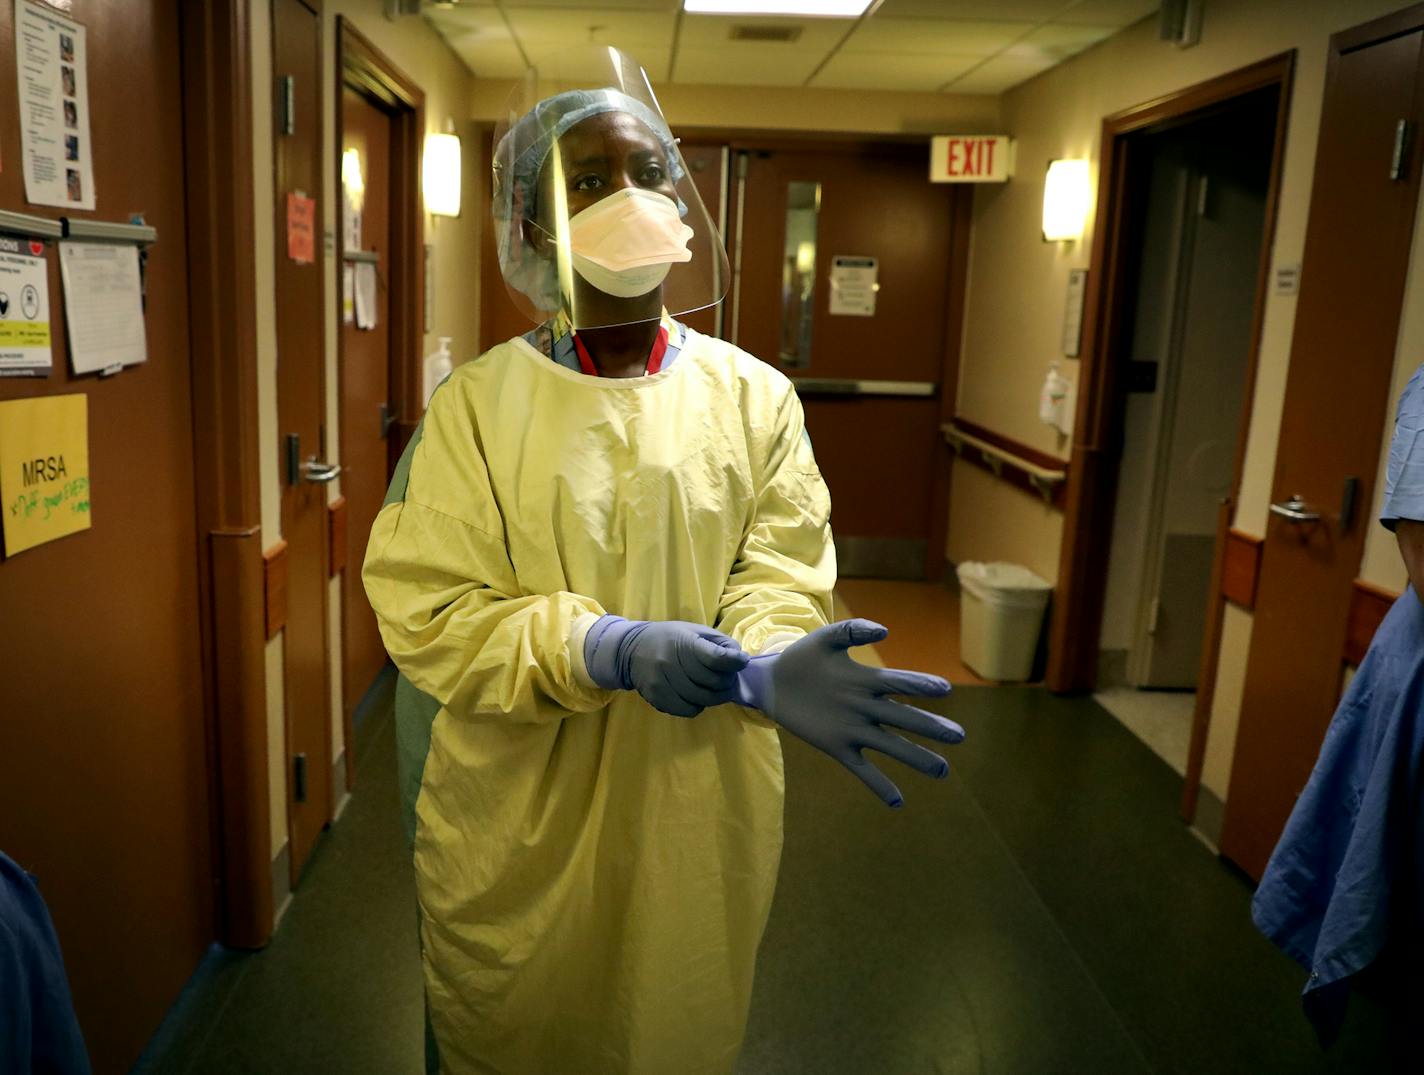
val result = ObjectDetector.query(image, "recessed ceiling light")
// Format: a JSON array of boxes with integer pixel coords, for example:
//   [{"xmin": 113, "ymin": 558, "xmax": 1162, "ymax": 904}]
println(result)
[{"xmin": 684, "ymin": 1, "xmax": 875, "ymax": 17}]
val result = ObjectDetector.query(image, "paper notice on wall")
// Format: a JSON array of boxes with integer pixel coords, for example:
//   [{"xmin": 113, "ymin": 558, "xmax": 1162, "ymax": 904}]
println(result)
[
  {"xmin": 0, "ymin": 392, "xmax": 90, "ymax": 555},
  {"xmin": 58, "ymin": 241, "xmax": 148, "ymax": 374},
  {"xmin": 14, "ymin": 0, "xmax": 96, "ymax": 210},
  {"xmin": 829, "ymin": 255, "xmax": 878, "ymax": 317},
  {"xmin": 287, "ymin": 191, "xmax": 315, "ymax": 264},
  {"xmin": 342, "ymin": 263, "xmax": 355, "ymax": 325},
  {"xmin": 354, "ymin": 260, "xmax": 377, "ymax": 330},
  {"xmin": 0, "ymin": 236, "xmax": 53, "ymax": 377}
]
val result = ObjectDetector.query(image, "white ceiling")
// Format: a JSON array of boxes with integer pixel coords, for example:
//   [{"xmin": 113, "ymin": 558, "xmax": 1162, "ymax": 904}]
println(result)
[{"xmin": 423, "ymin": 0, "xmax": 1159, "ymax": 94}]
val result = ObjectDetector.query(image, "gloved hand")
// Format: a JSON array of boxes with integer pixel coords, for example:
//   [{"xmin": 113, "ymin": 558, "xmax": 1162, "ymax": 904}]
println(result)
[
  {"xmin": 584, "ymin": 615, "xmax": 750, "ymax": 717},
  {"xmin": 734, "ymin": 619, "xmax": 963, "ymax": 807}
]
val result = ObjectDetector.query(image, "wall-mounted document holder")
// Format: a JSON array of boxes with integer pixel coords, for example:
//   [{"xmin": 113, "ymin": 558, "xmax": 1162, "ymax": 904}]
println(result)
[
  {"xmin": 0, "ymin": 209, "xmax": 64, "ymax": 240},
  {"xmin": 61, "ymin": 216, "xmax": 158, "ymax": 310},
  {"xmin": 61, "ymin": 218, "xmax": 158, "ymax": 245}
]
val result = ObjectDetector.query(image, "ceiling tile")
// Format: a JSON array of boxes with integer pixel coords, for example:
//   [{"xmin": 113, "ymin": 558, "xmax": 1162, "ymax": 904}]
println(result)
[
  {"xmin": 1047, "ymin": 0, "xmax": 1159, "ymax": 25},
  {"xmin": 424, "ymin": 6, "xmax": 528, "ymax": 78},
  {"xmin": 504, "ymin": 8, "xmax": 675, "ymax": 58},
  {"xmin": 672, "ymin": 48, "xmax": 819, "ymax": 85},
  {"xmin": 486, "ymin": 0, "xmax": 680, "ymax": 10},
  {"xmin": 1002, "ymin": 22, "xmax": 1118, "ymax": 63},
  {"xmin": 673, "ymin": 13, "xmax": 847, "ymax": 84},
  {"xmin": 812, "ymin": 50, "xmax": 983, "ymax": 91},
  {"xmin": 843, "ymin": 18, "xmax": 1031, "ymax": 56},
  {"xmin": 942, "ymin": 54, "xmax": 1054, "ymax": 93},
  {"xmin": 522, "ymin": 45, "xmax": 671, "ymax": 81},
  {"xmin": 874, "ymin": 0, "xmax": 1074, "ymax": 18}
]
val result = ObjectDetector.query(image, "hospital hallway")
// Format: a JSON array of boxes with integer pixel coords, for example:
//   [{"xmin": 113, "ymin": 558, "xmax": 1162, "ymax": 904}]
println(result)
[
  {"xmin": 131, "ymin": 665, "xmax": 1388, "ymax": 1074},
  {"xmin": 10, "ymin": 2, "xmax": 1424, "ymax": 1072}
]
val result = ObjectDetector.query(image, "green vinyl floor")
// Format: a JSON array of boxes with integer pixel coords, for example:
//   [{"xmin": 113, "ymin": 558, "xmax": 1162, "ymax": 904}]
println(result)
[{"xmin": 133, "ymin": 677, "xmax": 1390, "ymax": 1074}]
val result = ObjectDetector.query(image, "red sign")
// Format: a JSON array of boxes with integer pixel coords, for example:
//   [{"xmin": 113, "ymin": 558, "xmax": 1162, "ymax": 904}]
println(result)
[
  {"xmin": 930, "ymin": 135, "xmax": 1013, "ymax": 183},
  {"xmin": 286, "ymin": 192, "xmax": 315, "ymax": 264}
]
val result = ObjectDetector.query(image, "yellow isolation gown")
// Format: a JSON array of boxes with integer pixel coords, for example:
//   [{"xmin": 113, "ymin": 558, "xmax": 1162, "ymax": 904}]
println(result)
[{"xmin": 362, "ymin": 327, "xmax": 834, "ymax": 1073}]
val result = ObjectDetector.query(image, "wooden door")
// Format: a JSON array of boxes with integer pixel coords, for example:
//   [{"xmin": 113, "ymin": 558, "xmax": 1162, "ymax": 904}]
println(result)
[
  {"xmin": 339, "ymin": 85, "xmax": 393, "ymax": 730},
  {"xmin": 273, "ymin": 0, "xmax": 332, "ymax": 882},
  {"xmin": 1221, "ymin": 18, "xmax": 1424, "ymax": 878},
  {"xmin": 678, "ymin": 141, "xmax": 728, "ymax": 338},
  {"xmin": 0, "ymin": 2, "xmax": 212, "ymax": 1068},
  {"xmin": 733, "ymin": 146, "xmax": 959, "ymax": 578}
]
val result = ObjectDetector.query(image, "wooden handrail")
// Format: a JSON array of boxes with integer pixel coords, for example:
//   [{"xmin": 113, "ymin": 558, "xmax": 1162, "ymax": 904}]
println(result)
[{"xmin": 941, "ymin": 421, "xmax": 1067, "ymax": 503}]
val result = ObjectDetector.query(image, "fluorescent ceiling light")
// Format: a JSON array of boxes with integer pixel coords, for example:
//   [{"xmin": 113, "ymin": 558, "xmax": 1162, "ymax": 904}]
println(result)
[{"xmin": 683, "ymin": 1, "xmax": 874, "ymax": 16}]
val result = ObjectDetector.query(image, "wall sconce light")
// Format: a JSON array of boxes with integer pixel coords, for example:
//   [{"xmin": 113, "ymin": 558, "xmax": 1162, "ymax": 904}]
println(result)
[
  {"xmin": 1042, "ymin": 159, "xmax": 1090, "ymax": 242},
  {"xmin": 423, "ymin": 128, "xmax": 462, "ymax": 218},
  {"xmin": 341, "ymin": 148, "xmax": 365, "ymax": 211}
]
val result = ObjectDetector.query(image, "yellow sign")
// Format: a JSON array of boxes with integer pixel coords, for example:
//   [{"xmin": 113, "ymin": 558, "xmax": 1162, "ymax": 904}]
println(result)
[{"xmin": 0, "ymin": 393, "xmax": 91, "ymax": 555}]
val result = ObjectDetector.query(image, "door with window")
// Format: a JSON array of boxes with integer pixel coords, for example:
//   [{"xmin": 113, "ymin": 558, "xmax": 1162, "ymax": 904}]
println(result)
[
  {"xmin": 273, "ymin": 0, "xmax": 332, "ymax": 882},
  {"xmin": 340, "ymin": 84, "xmax": 394, "ymax": 731},
  {"xmin": 1221, "ymin": 16, "xmax": 1424, "ymax": 879},
  {"xmin": 731, "ymin": 145, "xmax": 961, "ymax": 578}
]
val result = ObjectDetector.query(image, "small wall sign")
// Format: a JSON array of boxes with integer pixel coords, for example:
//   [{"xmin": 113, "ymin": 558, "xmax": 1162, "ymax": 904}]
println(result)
[{"xmin": 930, "ymin": 135, "xmax": 1013, "ymax": 183}]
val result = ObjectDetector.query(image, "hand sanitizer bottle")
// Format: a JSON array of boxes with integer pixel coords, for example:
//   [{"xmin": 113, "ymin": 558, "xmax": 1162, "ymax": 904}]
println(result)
[{"xmin": 423, "ymin": 336, "xmax": 452, "ymax": 409}]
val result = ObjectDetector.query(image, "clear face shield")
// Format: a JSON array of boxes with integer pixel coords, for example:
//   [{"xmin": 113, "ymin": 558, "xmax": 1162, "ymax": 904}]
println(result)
[{"xmin": 492, "ymin": 47, "xmax": 730, "ymax": 331}]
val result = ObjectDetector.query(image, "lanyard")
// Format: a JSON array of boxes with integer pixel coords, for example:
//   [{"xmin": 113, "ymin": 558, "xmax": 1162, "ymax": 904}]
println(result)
[{"xmin": 571, "ymin": 324, "xmax": 670, "ymax": 377}]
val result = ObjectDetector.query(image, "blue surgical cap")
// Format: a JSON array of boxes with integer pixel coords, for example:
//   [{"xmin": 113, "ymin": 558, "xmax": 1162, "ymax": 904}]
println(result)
[{"xmin": 492, "ymin": 89, "xmax": 686, "ymax": 312}]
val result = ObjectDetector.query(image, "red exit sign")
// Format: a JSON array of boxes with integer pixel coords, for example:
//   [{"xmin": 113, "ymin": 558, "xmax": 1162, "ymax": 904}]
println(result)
[{"xmin": 930, "ymin": 135, "xmax": 1013, "ymax": 183}]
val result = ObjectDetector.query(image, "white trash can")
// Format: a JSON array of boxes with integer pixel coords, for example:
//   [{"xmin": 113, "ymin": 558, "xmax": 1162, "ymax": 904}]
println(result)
[{"xmin": 956, "ymin": 562, "xmax": 1053, "ymax": 682}]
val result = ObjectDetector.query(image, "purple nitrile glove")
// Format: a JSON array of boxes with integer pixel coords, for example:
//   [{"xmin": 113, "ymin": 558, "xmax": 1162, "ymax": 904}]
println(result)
[
  {"xmin": 734, "ymin": 619, "xmax": 963, "ymax": 807},
  {"xmin": 585, "ymin": 615, "xmax": 749, "ymax": 717}
]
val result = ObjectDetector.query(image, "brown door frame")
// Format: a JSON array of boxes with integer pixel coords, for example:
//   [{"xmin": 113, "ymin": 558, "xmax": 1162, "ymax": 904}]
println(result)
[
  {"xmin": 1045, "ymin": 55, "xmax": 1296, "ymax": 742},
  {"xmin": 272, "ymin": 0, "xmax": 333, "ymax": 888},
  {"xmin": 338, "ymin": 17, "xmax": 425, "ymax": 463},
  {"xmin": 334, "ymin": 19, "xmax": 424, "ymax": 788},
  {"xmin": 180, "ymin": 0, "xmax": 271, "ymax": 947}
]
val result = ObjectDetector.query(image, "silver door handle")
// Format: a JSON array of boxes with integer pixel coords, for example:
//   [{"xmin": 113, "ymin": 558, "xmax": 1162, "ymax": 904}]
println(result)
[
  {"xmin": 301, "ymin": 457, "xmax": 343, "ymax": 484},
  {"xmin": 1269, "ymin": 494, "xmax": 1320, "ymax": 522}
]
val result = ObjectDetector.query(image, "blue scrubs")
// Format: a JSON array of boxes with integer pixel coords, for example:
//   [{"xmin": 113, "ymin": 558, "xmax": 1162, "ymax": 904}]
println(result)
[
  {"xmin": 1, "ymin": 853, "xmax": 91, "ymax": 1074},
  {"xmin": 1381, "ymin": 362, "xmax": 1424, "ymax": 530},
  {"xmin": 1252, "ymin": 361, "xmax": 1424, "ymax": 1040}
]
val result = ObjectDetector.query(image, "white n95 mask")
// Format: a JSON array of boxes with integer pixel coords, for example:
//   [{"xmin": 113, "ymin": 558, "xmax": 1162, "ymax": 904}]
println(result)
[{"xmin": 567, "ymin": 187, "xmax": 694, "ymax": 298}]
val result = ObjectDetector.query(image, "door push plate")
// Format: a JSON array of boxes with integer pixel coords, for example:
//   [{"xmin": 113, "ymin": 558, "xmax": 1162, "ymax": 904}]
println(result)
[
  {"xmin": 285, "ymin": 433, "xmax": 301, "ymax": 486},
  {"xmin": 1339, "ymin": 476, "xmax": 1360, "ymax": 534},
  {"xmin": 280, "ymin": 75, "xmax": 296, "ymax": 136}
]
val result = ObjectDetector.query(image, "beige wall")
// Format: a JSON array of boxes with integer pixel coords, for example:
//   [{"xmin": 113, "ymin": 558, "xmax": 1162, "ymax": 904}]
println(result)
[
  {"xmin": 947, "ymin": 0, "xmax": 1423, "ymax": 807},
  {"xmin": 470, "ymin": 78, "xmax": 1001, "ymax": 136},
  {"xmin": 945, "ymin": 459, "xmax": 1064, "ymax": 584},
  {"xmin": 250, "ymin": 2, "xmax": 480, "ymax": 870}
]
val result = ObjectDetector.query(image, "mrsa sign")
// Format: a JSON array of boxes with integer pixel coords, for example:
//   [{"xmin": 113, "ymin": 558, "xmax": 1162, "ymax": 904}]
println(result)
[{"xmin": 930, "ymin": 135, "xmax": 1014, "ymax": 183}]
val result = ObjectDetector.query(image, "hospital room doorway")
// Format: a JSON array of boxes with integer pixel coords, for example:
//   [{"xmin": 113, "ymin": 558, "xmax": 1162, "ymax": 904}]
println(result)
[
  {"xmin": 728, "ymin": 142, "xmax": 968, "ymax": 581},
  {"xmin": 336, "ymin": 20, "xmax": 425, "ymax": 788},
  {"xmin": 1092, "ymin": 86, "xmax": 1280, "ymax": 775}
]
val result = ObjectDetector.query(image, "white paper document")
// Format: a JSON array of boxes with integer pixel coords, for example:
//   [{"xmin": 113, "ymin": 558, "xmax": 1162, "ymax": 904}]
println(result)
[
  {"xmin": 14, "ymin": 0, "xmax": 96, "ymax": 210},
  {"xmin": 59, "ymin": 241, "xmax": 148, "ymax": 374},
  {"xmin": 0, "ymin": 235, "xmax": 53, "ymax": 376},
  {"xmin": 342, "ymin": 264, "xmax": 355, "ymax": 325},
  {"xmin": 354, "ymin": 261, "xmax": 378, "ymax": 330},
  {"xmin": 829, "ymin": 255, "xmax": 878, "ymax": 317}
]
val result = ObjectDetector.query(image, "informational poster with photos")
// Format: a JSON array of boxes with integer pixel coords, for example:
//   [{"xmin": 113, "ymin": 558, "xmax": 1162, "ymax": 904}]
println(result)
[{"xmin": 14, "ymin": 0, "xmax": 96, "ymax": 210}]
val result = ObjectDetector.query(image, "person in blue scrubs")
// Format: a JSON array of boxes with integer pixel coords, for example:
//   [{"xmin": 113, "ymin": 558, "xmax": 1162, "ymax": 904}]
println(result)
[
  {"xmin": 1253, "ymin": 361, "xmax": 1424, "ymax": 1049},
  {"xmin": 1, "ymin": 852, "xmax": 91, "ymax": 1074}
]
